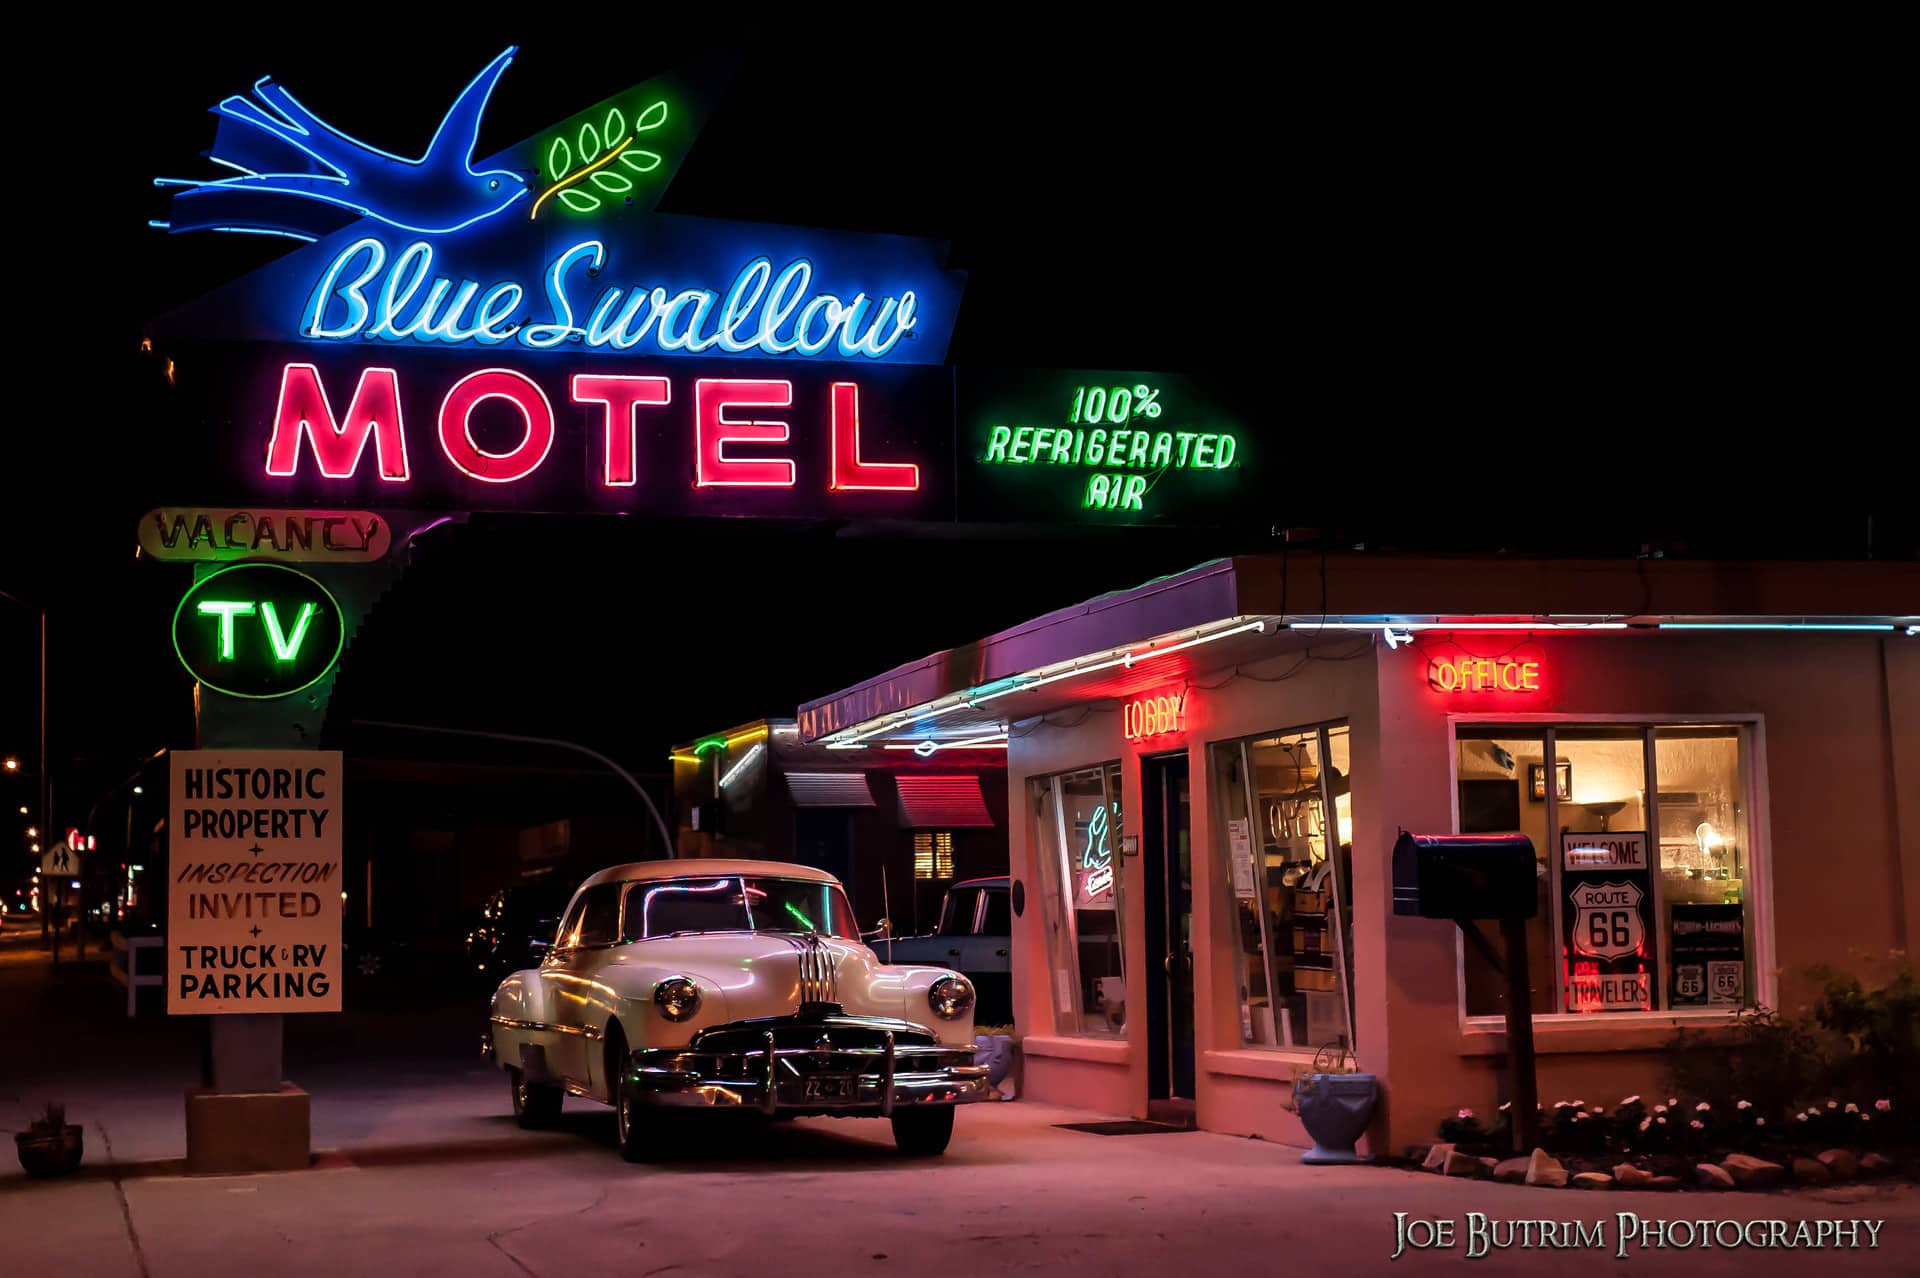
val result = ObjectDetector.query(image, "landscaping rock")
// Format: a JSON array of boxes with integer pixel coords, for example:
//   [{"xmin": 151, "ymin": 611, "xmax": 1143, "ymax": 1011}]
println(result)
[
  {"xmin": 1478, "ymin": 1156, "xmax": 1499, "ymax": 1174},
  {"xmin": 1403, "ymin": 1144, "xmax": 1432, "ymax": 1165},
  {"xmin": 1613, "ymin": 1164, "xmax": 1653, "ymax": 1188},
  {"xmin": 1696, "ymin": 1164, "xmax": 1736, "ymax": 1190},
  {"xmin": 1720, "ymin": 1153, "xmax": 1786, "ymax": 1188},
  {"xmin": 1571, "ymin": 1172, "xmax": 1613, "ymax": 1190},
  {"xmin": 1421, "ymin": 1143, "xmax": 1454, "ymax": 1173},
  {"xmin": 1493, "ymin": 1157, "xmax": 1530, "ymax": 1184},
  {"xmin": 1791, "ymin": 1157, "xmax": 1832, "ymax": 1186},
  {"xmin": 1817, "ymin": 1149, "xmax": 1858, "ymax": 1181},
  {"xmin": 1443, "ymin": 1149, "xmax": 1488, "ymax": 1178},
  {"xmin": 1859, "ymin": 1152, "xmax": 1895, "ymax": 1177},
  {"xmin": 1647, "ymin": 1176, "xmax": 1682, "ymax": 1192},
  {"xmin": 1525, "ymin": 1148, "xmax": 1568, "ymax": 1188}
]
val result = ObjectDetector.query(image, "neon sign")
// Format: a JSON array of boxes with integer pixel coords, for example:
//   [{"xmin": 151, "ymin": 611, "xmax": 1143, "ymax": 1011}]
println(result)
[
  {"xmin": 982, "ymin": 384, "xmax": 1237, "ymax": 514},
  {"xmin": 155, "ymin": 49, "xmax": 528, "ymax": 241},
  {"xmin": 261, "ymin": 364, "xmax": 920, "ymax": 497},
  {"xmin": 534, "ymin": 100, "xmax": 669, "ymax": 219},
  {"xmin": 1123, "ymin": 689, "xmax": 1188, "ymax": 741},
  {"xmin": 961, "ymin": 372, "xmax": 1252, "ymax": 524},
  {"xmin": 300, "ymin": 238, "xmax": 920, "ymax": 360},
  {"xmin": 172, "ymin": 564, "xmax": 344, "ymax": 700},
  {"xmin": 1428, "ymin": 657, "xmax": 1541, "ymax": 693},
  {"xmin": 1079, "ymin": 804, "xmax": 1115, "ymax": 900}
]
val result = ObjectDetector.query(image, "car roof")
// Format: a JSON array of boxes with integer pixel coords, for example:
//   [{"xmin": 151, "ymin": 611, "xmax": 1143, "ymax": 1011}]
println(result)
[
  {"xmin": 953, "ymin": 875, "xmax": 1010, "ymax": 889},
  {"xmin": 577, "ymin": 859, "xmax": 841, "ymax": 890}
]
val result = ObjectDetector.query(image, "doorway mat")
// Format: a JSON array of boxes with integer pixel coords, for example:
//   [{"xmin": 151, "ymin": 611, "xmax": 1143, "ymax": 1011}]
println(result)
[{"xmin": 1054, "ymin": 1120, "xmax": 1192, "ymax": 1136}]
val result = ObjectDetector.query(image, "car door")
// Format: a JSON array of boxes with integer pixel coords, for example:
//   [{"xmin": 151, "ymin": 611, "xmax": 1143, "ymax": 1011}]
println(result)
[
  {"xmin": 934, "ymin": 884, "xmax": 981, "ymax": 968},
  {"xmin": 960, "ymin": 886, "xmax": 1013, "ymax": 1024},
  {"xmin": 529, "ymin": 893, "xmax": 588, "ymax": 1079},
  {"xmin": 558, "ymin": 883, "xmax": 625, "ymax": 1090}
]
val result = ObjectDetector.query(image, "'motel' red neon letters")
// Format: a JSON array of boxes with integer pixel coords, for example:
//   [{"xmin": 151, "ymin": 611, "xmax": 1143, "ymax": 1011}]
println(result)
[{"xmin": 263, "ymin": 365, "xmax": 918, "ymax": 492}]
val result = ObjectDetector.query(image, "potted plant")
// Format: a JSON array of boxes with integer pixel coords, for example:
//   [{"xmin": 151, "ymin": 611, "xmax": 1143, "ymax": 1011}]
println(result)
[
  {"xmin": 15, "ymin": 1102, "xmax": 83, "ymax": 1178},
  {"xmin": 1290, "ymin": 1043, "xmax": 1377, "ymax": 1164}
]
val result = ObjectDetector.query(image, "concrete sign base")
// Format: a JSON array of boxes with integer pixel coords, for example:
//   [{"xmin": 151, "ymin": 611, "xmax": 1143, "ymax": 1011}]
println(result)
[{"xmin": 185, "ymin": 1084, "xmax": 310, "ymax": 1174}]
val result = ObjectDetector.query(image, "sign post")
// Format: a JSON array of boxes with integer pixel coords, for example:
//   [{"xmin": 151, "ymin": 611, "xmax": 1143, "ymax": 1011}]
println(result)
[{"xmin": 169, "ymin": 749, "xmax": 342, "ymax": 1172}]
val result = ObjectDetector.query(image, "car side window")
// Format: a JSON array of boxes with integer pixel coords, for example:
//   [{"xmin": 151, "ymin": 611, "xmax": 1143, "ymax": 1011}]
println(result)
[
  {"xmin": 575, "ymin": 884, "xmax": 623, "ymax": 948},
  {"xmin": 980, "ymin": 888, "xmax": 1010, "ymax": 936},
  {"xmin": 939, "ymin": 888, "xmax": 980, "ymax": 936},
  {"xmin": 553, "ymin": 897, "xmax": 588, "ymax": 950}
]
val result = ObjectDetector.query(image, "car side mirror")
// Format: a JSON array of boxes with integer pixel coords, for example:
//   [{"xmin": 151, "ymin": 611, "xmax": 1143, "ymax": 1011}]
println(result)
[{"xmin": 861, "ymin": 918, "xmax": 892, "ymax": 941}]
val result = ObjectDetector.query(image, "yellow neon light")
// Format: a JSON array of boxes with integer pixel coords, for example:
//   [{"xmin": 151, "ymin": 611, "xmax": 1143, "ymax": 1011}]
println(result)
[{"xmin": 530, "ymin": 138, "xmax": 632, "ymax": 221}]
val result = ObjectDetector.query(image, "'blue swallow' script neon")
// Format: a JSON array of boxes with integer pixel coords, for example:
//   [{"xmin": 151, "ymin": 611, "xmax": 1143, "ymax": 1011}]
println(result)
[{"xmin": 301, "ymin": 237, "xmax": 919, "ymax": 360}]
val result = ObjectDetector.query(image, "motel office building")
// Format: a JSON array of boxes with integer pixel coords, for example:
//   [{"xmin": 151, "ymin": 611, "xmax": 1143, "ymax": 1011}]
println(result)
[{"xmin": 797, "ymin": 554, "xmax": 1920, "ymax": 1151}]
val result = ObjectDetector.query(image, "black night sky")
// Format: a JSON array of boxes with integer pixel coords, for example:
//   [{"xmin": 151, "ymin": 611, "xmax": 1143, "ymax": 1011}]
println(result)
[{"xmin": 0, "ymin": 25, "xmax": 1909, "ymax": 844}]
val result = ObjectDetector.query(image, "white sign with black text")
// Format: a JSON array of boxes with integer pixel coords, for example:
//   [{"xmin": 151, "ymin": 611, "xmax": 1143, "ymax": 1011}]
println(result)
[
  {"xmin": 1561, "ymin": 830, "xmax": 1648, "ymax": 872},
  {"xmin": 167, "ymin": 750, "xmax": 342, "ymax": 1014}
]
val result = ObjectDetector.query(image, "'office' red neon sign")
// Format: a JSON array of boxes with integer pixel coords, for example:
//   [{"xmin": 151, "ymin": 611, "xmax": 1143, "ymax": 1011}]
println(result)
[{"xmin": 1428, "ymin": 657, "xmax": 1542, "ymax": 693}]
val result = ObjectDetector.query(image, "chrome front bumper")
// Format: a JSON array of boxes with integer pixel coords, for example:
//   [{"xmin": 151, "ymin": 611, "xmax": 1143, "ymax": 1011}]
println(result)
[{"xmin": 629, "ymin": 1015, "xmax": 992, "ymax": 1114}]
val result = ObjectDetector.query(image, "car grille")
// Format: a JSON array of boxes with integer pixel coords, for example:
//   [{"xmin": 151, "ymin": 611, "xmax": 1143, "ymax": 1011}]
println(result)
[
  {"xmin": 693, "ymin": 1014, "xmax": 938, "ymax": 1055},
  {"xmin": 796, "ymin": 933, "xmax": 837, "ymax": 1006}
]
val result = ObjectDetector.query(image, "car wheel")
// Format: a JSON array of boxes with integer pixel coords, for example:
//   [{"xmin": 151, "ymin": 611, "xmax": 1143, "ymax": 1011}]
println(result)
[
  {"xmin": 509, "ymin": 1067, "xmax": 562, "ymax": 1129},
  {"xmin": 615, "ymin": 1077, "xmax": 651, "ymax": 1162},
  {"xmin": 889, "ymin": 1106, "xmax": 955, "ymax": 1156}
]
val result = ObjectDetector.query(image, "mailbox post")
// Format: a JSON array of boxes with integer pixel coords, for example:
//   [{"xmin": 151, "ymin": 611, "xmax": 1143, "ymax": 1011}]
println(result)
[{"xmin": 1393, "ymin": 831, "xmax": 1540, "ymax": 1152}]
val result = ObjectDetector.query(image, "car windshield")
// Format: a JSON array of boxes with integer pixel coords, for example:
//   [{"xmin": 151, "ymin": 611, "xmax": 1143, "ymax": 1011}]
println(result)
[{"xmin": 621, "ymin": 876, "xmax": 859, "ymax": 941}]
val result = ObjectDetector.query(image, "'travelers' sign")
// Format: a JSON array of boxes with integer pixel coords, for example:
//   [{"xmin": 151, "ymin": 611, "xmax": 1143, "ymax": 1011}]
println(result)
[{"xmin": 168, "ymin": 750, "xmax": 342, "ymax": 1014}]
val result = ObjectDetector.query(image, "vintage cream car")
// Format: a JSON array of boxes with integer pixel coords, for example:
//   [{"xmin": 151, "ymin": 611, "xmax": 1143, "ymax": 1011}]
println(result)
[{"xmin": 486, "ymin": 860, "xmax": 990, "ymax": 1159}]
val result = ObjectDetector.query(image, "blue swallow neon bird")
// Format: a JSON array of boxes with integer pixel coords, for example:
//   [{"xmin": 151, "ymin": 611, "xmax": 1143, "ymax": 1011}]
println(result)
[{"xmin": 156, "ymin": 47, "xmax": 528, "ymax": 240}]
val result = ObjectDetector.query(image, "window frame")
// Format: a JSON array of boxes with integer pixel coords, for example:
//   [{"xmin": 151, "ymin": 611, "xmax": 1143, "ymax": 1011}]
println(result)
[
  {"xmin": 1209, "ymin": 718, "xmax": 1357, "ymax": 1056},
  {"xmin": 1447, "ymin": 712, "xmax": 1774, "ymax": 1034},
  {"xmin": 1030, "ymin": 761, "xmax": 1127, "ymax": 1039}
]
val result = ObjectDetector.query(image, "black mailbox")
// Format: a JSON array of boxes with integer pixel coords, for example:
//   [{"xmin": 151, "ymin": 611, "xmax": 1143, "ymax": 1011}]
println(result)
[{"xmin": 1392, "ymin": 832, "xmax": 1538, "ymax": 920}]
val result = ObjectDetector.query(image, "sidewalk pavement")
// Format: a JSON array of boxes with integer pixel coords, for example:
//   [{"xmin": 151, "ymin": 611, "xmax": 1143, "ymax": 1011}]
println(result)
[{"xmin": 4, "ymin": 915, "xmax": 1916, "ymax": 1277}]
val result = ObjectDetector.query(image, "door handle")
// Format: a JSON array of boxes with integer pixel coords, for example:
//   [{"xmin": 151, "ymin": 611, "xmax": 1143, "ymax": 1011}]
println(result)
[
  {"xmin": 947, "ymin": 948, "xmax": 962, "ymax": 957},
  {"xmin": 994, "ymin": 948, "xmax": 1009, "ymax": 957}
]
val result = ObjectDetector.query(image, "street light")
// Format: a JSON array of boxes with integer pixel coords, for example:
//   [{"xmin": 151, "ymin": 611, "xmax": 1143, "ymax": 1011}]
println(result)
[
  {"xmin": 24, "ymin": 826, "xmax": 35, "ymax": 837},
  {"xmin": 2, "ymin": 757, "xmax": 17, "ymax": 772}
]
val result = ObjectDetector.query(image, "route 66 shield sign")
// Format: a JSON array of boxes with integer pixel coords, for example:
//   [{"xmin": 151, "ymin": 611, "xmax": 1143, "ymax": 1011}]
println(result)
[{"xmin": 1568, "ymin": 880, "xmax": 1645, "ymax": 961}]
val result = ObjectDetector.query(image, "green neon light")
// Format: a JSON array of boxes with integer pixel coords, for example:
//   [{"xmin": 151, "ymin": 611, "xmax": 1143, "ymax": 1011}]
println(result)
[
  {"xmin": 259, "ymin": 601, "xmax": 317, "ymax": 663},
  {"xmin": 171, "ymin": 564, "xmax": 343, "ymax": 701},
  {"xmin": 693, "ymin": 737, "xmax": 728, "ymax": 755},
  {"xmin": 195, "ymin": 600, "xmax": 256, "ymax": 660},
  {"xmin": 535, "ymin": 99, "xmax": 670, "ymax": 218},
  {"xmin": 783, "ymin": 901, "xmax": 815, "ymax": 931}
]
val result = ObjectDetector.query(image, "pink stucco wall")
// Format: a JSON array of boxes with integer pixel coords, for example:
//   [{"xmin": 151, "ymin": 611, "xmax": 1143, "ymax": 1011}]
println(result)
[{"xmin": 1010, "ymin": 629, "xmax": 1917, "ymax": 1154}]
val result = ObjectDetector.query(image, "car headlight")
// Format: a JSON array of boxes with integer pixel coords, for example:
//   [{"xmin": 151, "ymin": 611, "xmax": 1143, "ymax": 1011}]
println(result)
[
  {"xmin": 928, "ymin": 975, "xmax": 974, "ymax": 1020},
  {"xmin": 653, "ymin": 976, "xmax": 702, "ymax": 1022}
]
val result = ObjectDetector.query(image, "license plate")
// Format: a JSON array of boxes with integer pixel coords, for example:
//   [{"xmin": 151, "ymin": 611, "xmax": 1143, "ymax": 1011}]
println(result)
[{"xmin": 803, "ymin": 1075, "xmax": 853, "ymax": 1099}]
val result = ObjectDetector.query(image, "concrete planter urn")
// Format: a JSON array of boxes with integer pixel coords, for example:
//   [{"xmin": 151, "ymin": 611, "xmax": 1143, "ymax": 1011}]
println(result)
[
  {"xmin": 974, "ymin": 1034, "xmax": 1016, "ymax": 1088},
  {"xmin": 15, "ymin": 1105, "xmax": 84, "ymax": 1179},
  {"xmin": 1295, "ymin": 1072, "xmax": 1377, "ymax": 1164}
]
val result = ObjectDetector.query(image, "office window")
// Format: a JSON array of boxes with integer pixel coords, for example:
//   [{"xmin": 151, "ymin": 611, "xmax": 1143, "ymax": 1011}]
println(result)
[{"xmin": 1457, "ymin": 722, "xmax": 1760, "ymax": 1018}]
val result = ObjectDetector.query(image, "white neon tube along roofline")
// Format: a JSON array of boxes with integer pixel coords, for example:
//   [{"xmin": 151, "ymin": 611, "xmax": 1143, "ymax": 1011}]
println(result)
[{"xmin": 822, "ymin": 618, "xmax": 1269, "ymax": 747}]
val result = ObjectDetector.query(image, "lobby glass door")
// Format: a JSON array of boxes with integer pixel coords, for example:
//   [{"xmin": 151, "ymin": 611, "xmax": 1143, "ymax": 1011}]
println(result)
[{"xmin": 1142, "ymin": 752, "xmax": 1195, "ymax": 1105}]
